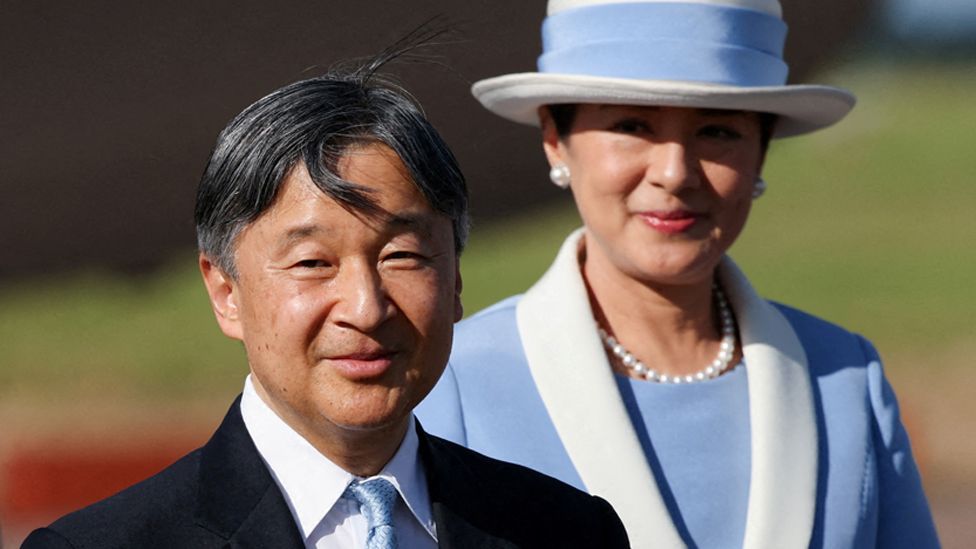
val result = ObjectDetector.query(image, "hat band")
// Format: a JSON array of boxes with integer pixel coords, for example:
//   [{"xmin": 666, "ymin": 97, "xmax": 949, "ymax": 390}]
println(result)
[{"xmin": 538, "ymin": 3, "xmax": 789, "ymax": 87}]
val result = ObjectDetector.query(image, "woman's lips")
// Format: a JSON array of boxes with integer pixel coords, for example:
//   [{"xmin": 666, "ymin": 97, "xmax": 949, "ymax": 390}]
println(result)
[
  {"xmin": 327, "ymin": 351, "xmax": 396, "ymax": 380},
  {"xmin": 638, "ymin": 210, "xmax": 702, "ymax": 234}
]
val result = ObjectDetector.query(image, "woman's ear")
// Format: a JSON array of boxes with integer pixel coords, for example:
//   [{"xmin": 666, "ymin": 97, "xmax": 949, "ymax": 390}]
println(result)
[
  {"xmin": 199, "ymin": 254, "xmax": 244, "ymax": 341},
  {"xmin": 453, "ymin": 258, "xmax": 464, "ymax": 322}
]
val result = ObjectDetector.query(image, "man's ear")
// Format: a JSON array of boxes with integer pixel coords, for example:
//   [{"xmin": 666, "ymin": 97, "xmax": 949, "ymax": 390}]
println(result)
[
  {"xmin": 538, "ymin": 106, "xmax": 566, "ymax": 169},
  {"xmin": 199, "ymin": 254, "xmax": 244, "ymax": 341},
  {"xmin": 453, "ymin": 258, "xmax": 464, "ymax": 322}
]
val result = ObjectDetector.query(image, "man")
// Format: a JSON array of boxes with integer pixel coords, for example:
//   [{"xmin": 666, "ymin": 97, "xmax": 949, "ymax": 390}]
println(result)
[{"xmin": 22, "ymin": 60, "xmax": 629, "ymax": 548}]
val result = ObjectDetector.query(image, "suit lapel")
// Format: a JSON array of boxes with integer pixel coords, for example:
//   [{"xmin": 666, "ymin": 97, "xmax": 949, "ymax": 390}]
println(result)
[
  {"xmin": 194, "ymin": 397, "xmax": 305, "ymax": 549},
  {"xmin": 417, "ymin": 424, "xmax": 518, "ymax": 549},
  {"xmin": 430, "ymin": 504, "xmax": 519, "ymax": 549}
]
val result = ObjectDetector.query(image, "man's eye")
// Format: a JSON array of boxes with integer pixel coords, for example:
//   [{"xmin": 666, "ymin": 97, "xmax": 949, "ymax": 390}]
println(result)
[
  {"xmin": 383, "ymin": 251, "xmax": 431, "ymax": 268},
  {"xmin": 295, "ymin": 259, "xmax": 330, "ymax": 269},
  {"xmin": 385, "ymin": 251, "xmax": 425, "ymax": 261}
]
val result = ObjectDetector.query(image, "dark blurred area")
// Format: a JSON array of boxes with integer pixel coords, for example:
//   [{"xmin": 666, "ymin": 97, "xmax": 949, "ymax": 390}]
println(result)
[{"xmin": 0, "ymin": 0, "xmax": 875, "ymax": 278}]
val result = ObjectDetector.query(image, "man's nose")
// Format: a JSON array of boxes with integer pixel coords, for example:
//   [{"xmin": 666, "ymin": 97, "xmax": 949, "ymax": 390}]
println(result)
[
  {"xmin": 329, "ymin": 263, "xmax": 395, "ymax": 332},
  {"xmin": 646, "ymin": 141, "xmax": 698, "ymax": 193}
]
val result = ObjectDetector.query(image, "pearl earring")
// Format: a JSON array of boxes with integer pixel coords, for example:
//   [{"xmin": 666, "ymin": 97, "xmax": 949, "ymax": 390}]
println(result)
[
  {"xmin": 549, "ymin": 164, "xmax": 571, "ymax": 188},
  {"xmin": 752, "ymin": 177, "xmax": 767, "ymax": 199}
]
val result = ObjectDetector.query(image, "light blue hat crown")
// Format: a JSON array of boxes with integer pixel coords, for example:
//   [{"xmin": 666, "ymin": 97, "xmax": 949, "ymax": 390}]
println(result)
[
  {"xmin": 540, "ymin": 0, "xmax": 789, "ymax": 87},
  {"xmin": 473, "ymin": 0, "xmax": 856, "ymax": 137}
]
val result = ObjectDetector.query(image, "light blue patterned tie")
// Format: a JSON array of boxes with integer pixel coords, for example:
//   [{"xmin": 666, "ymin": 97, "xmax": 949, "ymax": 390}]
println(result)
[{"xmin": 343, "ymin": 478, "xmax": 398, "ymax": 549}]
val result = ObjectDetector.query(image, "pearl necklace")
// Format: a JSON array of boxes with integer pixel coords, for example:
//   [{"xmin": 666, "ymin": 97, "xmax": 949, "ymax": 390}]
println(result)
[{"xmin": 597, "ymin": 284, "xmax": 738, "ymax": 384}]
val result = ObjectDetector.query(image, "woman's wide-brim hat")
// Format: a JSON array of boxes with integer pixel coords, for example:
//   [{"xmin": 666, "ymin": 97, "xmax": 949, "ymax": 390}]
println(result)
[{"xmin": 473, "ymin": 0, "xmax": 856, "ymax": 137}]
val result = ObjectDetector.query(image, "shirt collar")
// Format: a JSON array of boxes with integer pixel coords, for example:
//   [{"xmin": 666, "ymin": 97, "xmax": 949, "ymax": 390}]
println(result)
[
  {"xmin": 239, "ymin": 375, "xmax": 434, "ymax": 540},
  {"xmin": 370, "ymin": 414, "xmax": 436, "ymax": 538}
]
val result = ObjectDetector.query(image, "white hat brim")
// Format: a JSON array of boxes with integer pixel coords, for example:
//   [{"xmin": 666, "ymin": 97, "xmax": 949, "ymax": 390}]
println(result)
[{"xmin": 472, "ymin": 73, "xmax": 856, "ymax": 138}]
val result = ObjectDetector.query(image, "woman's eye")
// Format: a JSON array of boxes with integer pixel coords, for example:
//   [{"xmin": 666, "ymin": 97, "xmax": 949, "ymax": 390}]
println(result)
[
  {"xmin": 700, "ymin": 125, "xmax": 743, "ymax": 140},
  {"xmin": 611, "ymin": 118, "xmax": 651, "ymax": 134}
]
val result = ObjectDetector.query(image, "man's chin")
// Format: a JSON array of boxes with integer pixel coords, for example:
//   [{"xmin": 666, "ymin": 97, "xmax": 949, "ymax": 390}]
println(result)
[{"xmin": 328, "ymin": 410, "xmax": 412, "ymax": 435}]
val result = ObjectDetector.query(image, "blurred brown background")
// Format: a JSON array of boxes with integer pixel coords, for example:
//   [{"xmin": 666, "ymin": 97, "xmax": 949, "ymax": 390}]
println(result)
[{"xmin": 0, "ymin": 0, "xmax": 870, "ymax": 278}]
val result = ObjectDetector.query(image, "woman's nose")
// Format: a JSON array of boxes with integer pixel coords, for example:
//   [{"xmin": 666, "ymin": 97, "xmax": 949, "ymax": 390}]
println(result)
[
  {"xmin": 647, "ymin": 141, "xmax": 697, "ymax": 193},
  {"xmin": 329, "ymin": 263, "xmax": 395, "ymax": 332}
]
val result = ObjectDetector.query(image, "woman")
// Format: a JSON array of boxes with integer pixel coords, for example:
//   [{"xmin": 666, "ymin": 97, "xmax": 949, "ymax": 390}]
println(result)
[{"xmin": 417, "ymin": 0, "xmax": 938, "ymax": 547}]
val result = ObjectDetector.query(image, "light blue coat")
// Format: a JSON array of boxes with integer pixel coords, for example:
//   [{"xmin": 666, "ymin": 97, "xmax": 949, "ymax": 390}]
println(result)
[{"xmin": 417, "ymin": 231, "xmax": 938, "ymax": 548}]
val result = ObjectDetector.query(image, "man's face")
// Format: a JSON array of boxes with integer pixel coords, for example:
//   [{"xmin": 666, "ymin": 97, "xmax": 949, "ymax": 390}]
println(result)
[{"xmin": 202, "ymin": 144, "xmax": 462, "ymax": 447}]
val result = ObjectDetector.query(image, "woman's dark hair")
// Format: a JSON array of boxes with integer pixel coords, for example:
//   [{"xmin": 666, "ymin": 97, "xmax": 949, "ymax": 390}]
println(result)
[
  {"xmin": 548, "ymin": 103, "xmax": 581, "ymax": 138},
  {"xmin": 547, "ymin": 104, "xmax": 779, "ymax": 153},
  {"xmin": 194, "ymin": 41, "xmax": 468, "ymax": 278}
]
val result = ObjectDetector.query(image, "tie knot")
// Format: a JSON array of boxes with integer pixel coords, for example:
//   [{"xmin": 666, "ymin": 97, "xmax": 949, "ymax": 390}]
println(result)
[{"xmin": 344, "ymin": 478, "xmax": 398, "ymax": 542}]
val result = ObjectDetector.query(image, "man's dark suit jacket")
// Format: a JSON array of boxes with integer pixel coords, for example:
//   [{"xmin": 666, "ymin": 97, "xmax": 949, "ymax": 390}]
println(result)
[{"xmin": 22, "ymin": 397, "xmax": 629, "ymax": 548}]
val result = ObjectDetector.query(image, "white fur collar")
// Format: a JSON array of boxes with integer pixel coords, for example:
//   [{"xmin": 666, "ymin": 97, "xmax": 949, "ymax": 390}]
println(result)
[{"xmin": 515, "ymin": 229, "xmax": 817, "ymax": 548}]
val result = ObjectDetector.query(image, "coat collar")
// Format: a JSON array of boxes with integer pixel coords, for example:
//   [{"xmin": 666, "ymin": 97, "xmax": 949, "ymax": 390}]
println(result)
[
  {"xmin": 194, "ymin": 396, "xmax": 306, "ymax": 548},
  {"xmin": 515, "ymin": 229, "xmax": 817, "ymax": 548}
]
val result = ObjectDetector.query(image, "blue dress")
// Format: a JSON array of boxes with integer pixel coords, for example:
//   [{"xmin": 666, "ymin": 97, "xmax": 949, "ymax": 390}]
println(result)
[
  {"xmin": 615, "ymin": 364, "xmax": 752, "ymax": 548},
  {"xmin": 417, "ymin": 230, "xmax": 939, "ymax": 548}
]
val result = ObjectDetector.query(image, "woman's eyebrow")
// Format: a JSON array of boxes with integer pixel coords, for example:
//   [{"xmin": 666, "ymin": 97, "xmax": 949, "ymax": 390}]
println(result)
[
  {"xmin": 697, "ymin": 108, "xmax": 749, "ymax": 118},
  {"xmin": 597, "ymin": 104, "xmax": 660, "ymax": 113}
]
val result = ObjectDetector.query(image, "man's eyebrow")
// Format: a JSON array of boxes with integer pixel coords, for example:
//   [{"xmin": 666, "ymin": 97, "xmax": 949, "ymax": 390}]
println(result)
[
  {"xmin": 275, "ymin": 213, "xmax": 431, "ymax": 248},
  {"xmin": 387, "ymin": 211, "xmax": 432, "ymax": 230},
  {"xmin": 278, "ymin": 224, "xmax": 325, "ymax": 247}
]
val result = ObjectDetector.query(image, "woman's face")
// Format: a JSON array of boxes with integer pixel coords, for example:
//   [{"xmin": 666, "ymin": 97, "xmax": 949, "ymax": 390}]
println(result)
[{"xmin": 542, "ymin": 104, "xmax": 765, "ymax": 287}]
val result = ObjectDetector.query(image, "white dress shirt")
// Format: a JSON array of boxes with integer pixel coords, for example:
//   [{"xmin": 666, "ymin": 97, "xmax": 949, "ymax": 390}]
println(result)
[{"xmin": 240, "ymin": 376, "xmax": 437, "ymax": 548}]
